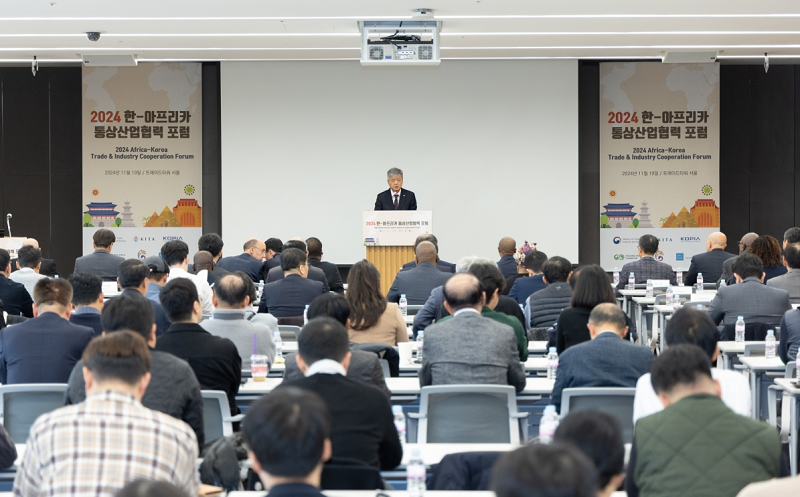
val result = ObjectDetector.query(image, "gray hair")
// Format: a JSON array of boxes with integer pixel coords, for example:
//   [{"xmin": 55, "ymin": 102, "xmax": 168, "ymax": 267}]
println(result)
[
  {"xmin": 387, "ymin": 168, "xmax": 403, "ymax": 179},
  {"xmin": 456, "ymin": 256, "xmax": 492, "ymax": 274}
]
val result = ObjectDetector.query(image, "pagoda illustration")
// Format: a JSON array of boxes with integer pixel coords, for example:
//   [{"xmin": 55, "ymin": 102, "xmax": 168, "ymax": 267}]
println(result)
[
  {"xmin": 602, "ymin": 203, "xmax": 637, "ymax": 228},
  {"xmin": 120, "ymin": 200, "xmax": 136, "ymax": 227},
  {"xmin": 638, "ymin": 201, "xmax": 654, "ymax": 228},
  {"xmin": 84, "ymin": 202, "xmax": 119, "ymax": 228}
]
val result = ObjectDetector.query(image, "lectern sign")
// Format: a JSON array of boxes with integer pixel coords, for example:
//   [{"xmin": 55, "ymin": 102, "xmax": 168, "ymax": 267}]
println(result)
[{"xmin": 362, "ymin": 211, "xmax": 433, "ymax": 246}]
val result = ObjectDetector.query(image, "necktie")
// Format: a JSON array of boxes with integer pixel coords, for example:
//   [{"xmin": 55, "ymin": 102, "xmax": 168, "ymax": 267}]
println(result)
[{"xmin": 393, "ymin": 194, "xmax": 399, "ymax": 209}]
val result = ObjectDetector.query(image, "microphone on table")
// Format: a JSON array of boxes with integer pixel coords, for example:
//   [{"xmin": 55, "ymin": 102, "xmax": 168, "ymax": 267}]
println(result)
[{"xmin": 5, "ymin": 213, "xmax": 11, "ymax": 238}]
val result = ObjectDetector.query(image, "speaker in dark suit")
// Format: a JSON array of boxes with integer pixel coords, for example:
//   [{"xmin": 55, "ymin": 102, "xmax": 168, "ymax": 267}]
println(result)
[{"xmin": 374, "ymin": 167, "xmax": 417, "ymax": 210}]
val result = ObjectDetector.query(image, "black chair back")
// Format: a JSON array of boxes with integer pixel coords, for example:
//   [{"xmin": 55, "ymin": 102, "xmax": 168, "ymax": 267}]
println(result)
[
  {"xmin": 721, "ymin": 322, "xmax": 771, "ymax": 341},
  {"xmin": 351, "ymin": 342, "xmax": 400, "ymax": 377},
  {"xmin": 320, "ymin": 457, "xmax": 385, "ymax": 490}
]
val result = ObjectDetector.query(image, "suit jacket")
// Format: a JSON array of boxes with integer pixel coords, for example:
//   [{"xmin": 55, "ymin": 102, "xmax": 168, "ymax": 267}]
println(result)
[
  {"xmin": 309, "ymin": 258, "xmax": 345, "ymax": 294},
  {"xmin": 283, "ymin": 349, "xmax": 391, "ymax": 398},
  {"xmin": 69, "ymin": 311, "xmax": 103, "ymax": 337},
  {"xmin": 11, "ymin": 257, "xmax": 58, "ymax": 277},
  {"xmin": 0, "ymin": 274, "xmax": 33, "ymax": 317},
  {"xmin": 718, "ymin": 256, "xmax": 738, "ymax": 288},
  {"xmin": 280, "ymin": 373, "xmax": 402, "ymax": 470},
  {"xmin": 215, "ymin": 253, "xmax": 265, "ymax": 282},
  {"xmin": 120, "ymin": 288, "xmax": 171, "ymax": 336},
  {"xmin": 551, "ymin": 332, "xmax": 654, "ymax": 410},
  {"xmin": 386, "ymin": 262, "xmax": 452, "ymax": 305},
  {"xmin": 420, "ymin": 311, "xmax": 526, "ymax": 393},
  {"xmin": 266, "ymin": 484, "xmax": 325, "ymax": 497},
  {"xmin": 374, "ymin": 188, "xmax": 417, "ymax": 211},
  {"xmin": 684, "ymin": 248, "xmax": 735, "ymax": 286},
  {"xmin": 508, "ymin": 274, "xmax": 546, "ymax": 306},
  {"xmin": 767, "ymin": 268, "xmax": 800, "ymax": 304},
  {"xmin": 615, "ymin": 256, "xmax": 677, "ymax": 294},
  {"xmin": 401, "ymin": 260, "xmax": 456, "ymax": 273},
  {"xmin": 265, "ymin": 265, "xmax": 330, "ymax": 293},
  {"xmin": 155, "ymin": 322, "xmax": 242, "ymax": 415},
  {"xmin": 708, "ymin": 277, "xmax": 791, "ymax": 328},
  {"xmin": 496, "ymin": 255, "xmax": 518, "ymax": 280},
  {"xmin": 73, "ymin": 249, "xmax": 125, "ymax": 282},
  {"xmin": 0, "ymin": 312, "xmax": 94, "ymax": 384},
  {"xmin": 264, "ymin": 253, "xmax": 281, "ymax": 271},
  {"xmin": 259, "ymin": 274, "xmax": 325, "ymax": 317}
]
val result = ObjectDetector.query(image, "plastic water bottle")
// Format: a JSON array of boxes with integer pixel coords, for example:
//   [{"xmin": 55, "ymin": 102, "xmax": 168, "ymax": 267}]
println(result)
[
  {"xmin": 613, "ymin": 267, "xmax": 620, "ymax": 286},
  {"xmin": 676, "ymin": 267, "xmax": 684, "ymax": 286},
  {"xmin": 735, "ymin": 316, "xmax": 745, "ymax": 343},
  {"xmin": 547, "ymin": 347, "xmax": 558, "ymax": 380},
  {"xmin": 665, "ymin": 285, "xmax": 674, "ymax": 306},
  {"xmin": 303, "ymin": 304, "xmax": 309, "ymax": 325},
  {"xmin": 697, "ymin": 273, "xmax": 704, "ymax": 290},
  {"xmin": 766, "ymin": 330, "xmax": 776, "ymax": 359},
  {"xmin": 538, "ymin": 405, "xmax": 559, "ymax": 444},
  {"xmin": 399, "ymin": 294, "xmax": 408, "ymax": 317},
  {"xmin": 646, "ymin": 279, "xmax": 654, "ymax": 298},
  {"xmin": 392, "ymin": 405, "xmax": 406, "ymax": 445},
  {"xmin": 416, "ymin": 330, "xmax": 424, "ymax": 363},
  {"xmin": 672, "ymin": 298, "xmax": 681, "ymax": 310},
  {"xmin": 407, "ymin": 448, "xmax": 426, "ymax": 497},
  {"xmin": 720, "ymin": 278, "xmax": 727, "ymax": 288},
  {"xmin": 628, "ymin": 272, "xmax": 635, "ymax": 289},
  {"xmin": 796, "ymin": 357, "xmax": 800, "ymax": 380},
  {"xmin": 273, "ymin": 331, "xmax": 283, "ymax": 359}
]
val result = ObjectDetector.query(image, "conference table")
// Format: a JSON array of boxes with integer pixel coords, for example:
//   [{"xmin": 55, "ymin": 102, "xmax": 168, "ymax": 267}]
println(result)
[
  {"xmin": 717, "ymin": 341, "xmax": 766, "ymax": 370},
  {"xmin": 265, "ymin": 357, "xmax": 550, "ymax": 377},
  {"xmin": 282, "ymin": 341, "xmax": 547, "ymax": 356},
  {"xmin": 772, "ymin": 378, "xmax": 800, "ymax": 476},
  {"xmin": 739, "ymin": 356, "xmax": 786, "ymax": 420}
]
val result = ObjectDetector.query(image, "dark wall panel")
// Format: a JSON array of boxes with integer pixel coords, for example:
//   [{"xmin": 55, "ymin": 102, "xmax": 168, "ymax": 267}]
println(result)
[
  {"xmin": 719, "ymin": 65, "xmax": 751, "ymax": 247},
  {"xmin": 202, "ymin": 62, "xmax": 222, "ymax": 236},
  {"xmin": 578, "ymin": 61, "xmax": 600, "ymax": 265}
]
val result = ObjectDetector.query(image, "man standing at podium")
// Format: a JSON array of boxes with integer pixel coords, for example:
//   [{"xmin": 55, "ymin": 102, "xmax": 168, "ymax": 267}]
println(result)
[{"xmin": 374, "ymin": 168, "xmax": 417, "ymax": 211}]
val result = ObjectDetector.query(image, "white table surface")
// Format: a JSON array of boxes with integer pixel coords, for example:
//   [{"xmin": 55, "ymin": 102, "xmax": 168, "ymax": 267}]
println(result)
[
  {"xmin": 619, "ymin": 289, "xmax": 647, "ymax": 296},
  {"xmin": 395, "ymin": 357, "xmax": 549, "ymax": 372},
  {"xmin": 718, "ymin": 341, "xmax": 766, "ymax": 354},
  {"xmin": 739, "ymin": 356, "xmax": 786, "ymax": 370},
  {"xmin": 230, "ymin": 492, "xmax": 495, "ymax": 497},
  {"xmin": 528, "ymin": 341, "xmax": 548, "ymax": 354},
  {"xmin": 632, "ymin": 296, "xmax": 656, "ymax": 304}
]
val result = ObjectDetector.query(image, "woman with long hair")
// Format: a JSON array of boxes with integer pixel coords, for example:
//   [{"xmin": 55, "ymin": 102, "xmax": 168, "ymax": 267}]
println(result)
[
  {"xmin": 346, "ymin": 260, "xmax": 409, "ymax": 346},
  {"xmin": 749, "ymin": 235, "xmax": 787, "ymax": 283}
]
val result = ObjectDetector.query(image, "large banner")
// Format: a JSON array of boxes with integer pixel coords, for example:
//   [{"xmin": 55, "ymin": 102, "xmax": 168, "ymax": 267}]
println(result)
[
  {"xmin": 82, "ymin": 63, "xmax": 202, "ymax": 260},
  {"xmin": 599, "ymin": 62, "xmax": 720, "ymax": 271}
]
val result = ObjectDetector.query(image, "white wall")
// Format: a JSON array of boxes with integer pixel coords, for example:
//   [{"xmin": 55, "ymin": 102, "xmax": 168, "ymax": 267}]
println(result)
[{"xmin": 221, "ymin": 60, "xmax": 579, "ymax": 265}]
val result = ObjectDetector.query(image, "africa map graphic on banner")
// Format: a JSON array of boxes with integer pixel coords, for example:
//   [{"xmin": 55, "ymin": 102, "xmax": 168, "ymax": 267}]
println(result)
[
  {"xmin": 82, "ymin": 63, "xmax": 202, "ymax": 260},
  {"xmin": 599, "ymin": 62, "xmax": 720, "ymax": 270}
]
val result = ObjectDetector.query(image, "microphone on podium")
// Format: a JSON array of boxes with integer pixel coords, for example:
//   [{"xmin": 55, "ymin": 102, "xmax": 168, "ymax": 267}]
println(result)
[{"xmin": 5, "ymin": 213, "xmax": 11, "ymax": 237}]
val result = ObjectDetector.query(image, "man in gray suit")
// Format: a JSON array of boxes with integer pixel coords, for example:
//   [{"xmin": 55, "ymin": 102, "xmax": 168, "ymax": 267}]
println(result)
[
  {"xmin": 419, "ymin": 273, "xmax": 526, "ymax": 393},
  {"xmin": 708, "ymin": 252, "xmax": 791, "ymax": 329},
  {"xmin": 767, "ymin": 242, "xmax": 800, "ymax": 304},
  {"xmin": 73, "ymin": 228, "xmax": 125, "ymax": 282},
  {"xmin": 717, "ymin": 232, "xmax": 758, "ymax": 288},
  {"xmin": 387, "ymin": 241, "xmax": 452, "ymax": 305}
]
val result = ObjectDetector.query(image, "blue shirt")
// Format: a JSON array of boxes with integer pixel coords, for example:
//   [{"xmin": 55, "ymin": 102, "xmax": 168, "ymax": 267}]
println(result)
[{"xmin": 146, "ymin": 283, "xmax": 162, "ymax": 304}]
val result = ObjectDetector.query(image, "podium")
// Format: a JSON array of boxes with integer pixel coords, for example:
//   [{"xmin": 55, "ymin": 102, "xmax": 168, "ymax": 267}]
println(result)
[
  {"xmin": 362, "ymin": 211, "xmax": 433, "ymax": 296},
  {"xmin": 0, "ymin": 237, "xmax": 26, "ymax": 259}
]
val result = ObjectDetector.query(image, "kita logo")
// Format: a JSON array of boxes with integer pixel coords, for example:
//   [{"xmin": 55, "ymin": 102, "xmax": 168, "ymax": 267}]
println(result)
[
  {"xmin": 676, "ymin": 253, "xmax": 685, "ymax": 261},
  {"xmin": 655, "ymin": 250, "xmax": 665, "ymax": 262},
  {"xmin": 613, "ymin": 237, "xmax": 622, "ymax": 244},
  {"xmin": 614, "ymin": 254, "xmax": 625, "ymax": 261},
  {"xmin": 137, "ymin": 250, "xmax": 147, "ymax": 260}
]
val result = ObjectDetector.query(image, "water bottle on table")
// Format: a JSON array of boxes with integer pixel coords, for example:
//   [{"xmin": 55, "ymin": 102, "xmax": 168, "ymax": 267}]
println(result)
[
  {"xmin": 392, "ymin": 405, "xmax": 406, "ymax": 445},
  {"xmin": 766, "ymin": 330, "xmax": 776, "ymax": 359},
  {"xmin": 538, "ymin": 405, "xmax": 559, "ymax": 445},
  {"xmin": 697, "ymin": 273, "xmax": 704, "ymax": 290},
  {"xmin": 547, "ymin": 347, "xmax": 558, "ymax": 380},
  {"xmin": 735, "ymin": 316, "xmax": 745, "ymax": 343},
  {"xmin": 407, "ymin": 449, "xmax": 426, "ymax": 497},
  {"xmin": 627, "ymin": 272, "xmax": 635, "ymax": 290},
  {"xmin": 416, "ymin": 330, "xmax": 424, "ymax": 363},
  {"xmin": 399, "ymin": 294, "xmax": 408, "ymax": 317},
  {"xmin": 796, "ymin": 357, "xmax": 800, "ymax": 380},
  {"xmin": 665, "ymin": 285, "xmax": 674, "ymax": 306},
  {"xmin": 720, "ymin": 278, "xmax": 727, "ymax": 288},
  {"xmin": 613, "ymin": 267, "xmax": 620, "ymax": 286},
  {"xmin": 273, "ymin": 330, "xmax": 283, "ymax": 359},
  {"xmin": 676, "ymin": 267, "xmax": 683, "ymax": 286},
  {"xmin": 303, "ymin": 304, "xmax": 309, "ymax": 325},
  {"xmin": 646, "ymin": 279, "xmax": 654, "ymax": 298}
]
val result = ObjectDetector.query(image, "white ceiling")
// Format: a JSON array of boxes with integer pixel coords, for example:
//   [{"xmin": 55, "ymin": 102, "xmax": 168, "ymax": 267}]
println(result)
[{"xmin": 3, "ymin": 0, "xmax": 800, "ymax": 64}]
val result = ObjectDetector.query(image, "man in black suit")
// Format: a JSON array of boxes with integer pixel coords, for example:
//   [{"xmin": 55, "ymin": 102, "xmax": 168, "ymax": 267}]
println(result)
[
  {"xmin": 264, "ymin": 240, "xmax": 330, "ymax": 292},
  {"xmin": 280, "ymin": 318, "xmax": 402, "ymax": 470},
  {"xmin": 264, "ymin": 238, "xmax": 283, "ymax": 271},
  {"xmin": 387, "ymin": 241, "xmax": 452, "ymax": 305},
  {"xmin": 10, "ymin": 239, "xmax": 58, "ymax": 277},
  {"xmin": 155, "ymin": 278, "xmax": 242, "ymax": 416},
  {"xmin": 399, "ymin": 234, "xmax": 456, "ymax": 273},
  {"xmin": 67, "ymin": 273, "xmax": 104, "ymax": 336},
  {"xmin": 259, "ymin": 248, "xmax": 325, "ymax": 317},
  {"xmin": 374, "ymin": 167, "xmax": 417, "ymax": 210},
  {"xmin": 306, "ymin": 237, "xmax": 344, "ymax": 294},
  {"xmin": 117, "ymin": 259, "xmax": 171, "ymax": 336},
  {"xmin": 0, "ymin": 278, "xmax": 94, "ymax": 384},
  {"xmin": 684, "ymin": 232, "xmax": 735, "ymax": 286},
  {"xmin": 0, "ymin": 248, "xmax": 33, "ymax": 317},
  {"xmin": 216, "ymin": 238, "xmax": 267, "ymax": 282},
  {"xmin": 496, "ymin": 237, "xmax": 518, "ymax": 279}
]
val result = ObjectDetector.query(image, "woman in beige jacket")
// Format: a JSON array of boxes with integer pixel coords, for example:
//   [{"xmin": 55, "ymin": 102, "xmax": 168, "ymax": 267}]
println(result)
[{"xmin": 346, "ymin": 260, "xmax": 409, "ymax": 346}]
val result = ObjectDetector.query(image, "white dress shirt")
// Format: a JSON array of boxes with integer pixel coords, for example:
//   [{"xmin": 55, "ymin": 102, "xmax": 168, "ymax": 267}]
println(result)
[
  {"xmin": 305, "ymin": 359, "xmax": 347, "ymax": 377},
  {"xmin": 167, "ymin": 267, "xmax": 215, "ymax": 316},
  {"xmin": 633, "ymin": 368, "xmax": 752, "ymax": 424},
  {"xmin": 8, "ymin": 267, "xmax": 48, "ymax": 298}
]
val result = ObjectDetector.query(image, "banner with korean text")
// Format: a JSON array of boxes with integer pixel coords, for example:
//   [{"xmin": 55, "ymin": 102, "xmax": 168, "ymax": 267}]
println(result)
[
  {"xmin": 82, "ymin": 63, "xmax": 202, "ymax": 260},
  {"xmin": 599, "ymin": 62, "xmax": 720, "ymax": 271}
]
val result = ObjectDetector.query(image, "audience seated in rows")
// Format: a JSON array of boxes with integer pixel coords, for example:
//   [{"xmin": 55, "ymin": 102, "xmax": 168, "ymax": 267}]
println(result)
[
  {"xmin": 279, "ymin": 318, "xmax": 402, "ymax": 470},
  {"xmin": 496, "ymin": 237, "xmax": 518, "ymax": 279},
  {"xmin": 10, "ymin": 238, "xmax": 58, "ymax": 277},
  {"xmin": 768, "ymin": 242, "xmax": 800, "ymax": 304},
  {"xmin": 750, "ymin": 235, "xmax": 787, "ymax": 283},
  {"xmin": 144, "ymin": 255, "xmax": 169, "ymax": 303},
  {"xmin": 708, "ymin": 252, "xmax": 790, "ymax": 329},
  {"xmin": 387, "ymin": 241, "xmax": 452, "ymax": 305},
  {"xmin": 155, "ymin": 278, "xmax": 242, "ymax": 417},
  {"xmin": 162, "ymin": 240, "xmax": 214, "ymax": 316},
  {"xmin": 265, "ymin": 240, "xmax": 330, "ymax": 292},
  {"xmin": 68, "ymin": 272, "xmax": 104, "ymax": 336},
  {"xmin": 491, "ymin": 443, "xmax": 597, "ymax": 497},
  {"xmin": 193, "ymin": 250, "xmax": 219, "ymax": 286},
  {"xmin": 614, "ymin": 234, "xmax": 677, "ymax": 295},
  {"xmin": 0, "ymin": 248, "xmax": 33, "ymax": 317},
  {"xmin": 626, "ymin": 345, "xmax": 780, "ymax": 497},
  {"xmin": 15, "ymin": 332, "xmax": 200, "ymax": 496},
  {"xmin": 0, "ymin": 278, "xmax": 93, "ymax": 384},
  {"xmin": 235, "ymin": 270, "xmax": 279, "ymax": 331},
  {"xmin": 259, "ymin": 248, "xmax": 325, "ymax": 319},
  {"xmin": 400, "ymin": 234, "xmax": 456, "ymax": 274},
  {"xmin": 525, "ymin": 256, "xmax": 573, "ymax": 329},
  {"xmin": 118, "ymin": 259, "xmax": 171, "ymax": 336},
  {"xmin": 263, "ymin": 237, "xmax": 283, "ymax": 271},
  {"xmin": 420, "ymin": 273, "xmax": 526, "ymax": 393},
  {"xmin": 189, "ymin": 233, "xmax": 231, "ymax": 278},
  {"xmin": 283, "ymin": 293, "xmax": 390, "ymax": 398},
  {"xmin": 306, "ymin": 237, "xmax": 345, "ymax": 294},
  {"xmin": 719, "ymin": 232, "xmax": 759, "ymax": 287},
  {"xmin": 242, "ymin": 387, "xmax": 330, "ymax": 496},
  {"xmin": 508, "ymin": 250, "xmax": 547, "ymax": 305},
  {"xmin": 438, "ymin": 260, "xmax": 528, "ymax": 361},
  {"xmin": 412, "ymin": 255, "xmax": 477, "ymax": 333},
  {"xmin": 554, "ymin": 410, "xmax": 625, "ymax": 497},
  {"xmin": 552, "ymin": 303, "xmax": 653, "ymax": 411},
  {"xmin": 683, "ymin": 232, "xmax": 735, "ymax": 286},
  {"xmin": 346, "ymin": 260, "xmax": 408, "ymax": 346},
  {"xmin": 633, "ymin": 306, "xmax": 750, "ymax": 423},
  {"xmin": 216, "ymin": 238, "xmax": 267, "ymax": 283},
  {"xmin": 9, "ymin": 245, "xmax": 48, "ymax": 297},
  {"xmin": 202, "ymin": 273, "xmax": 276, "ymax": 370},
  {"xmin": 502, "ymin": 242, "xmax": 534, "ymax": 295},
  {"xmin": 66, "ymin": 292, "xmax": 205, "ymax": 449},
  {"xmin": 73, "ymin": 228, "xmax": 125, "ymax": 282}
]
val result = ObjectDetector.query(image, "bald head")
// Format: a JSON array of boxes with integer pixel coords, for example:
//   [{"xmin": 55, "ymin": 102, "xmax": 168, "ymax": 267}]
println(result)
[
  {"xmin": 22, "ymin": 238, "xmax": 40, "ymax": 250},
  {"xmin": 587, "ymin": 303, "xmax": 629, "ymax": 339},
  {"xmin": 415, "ymin": 241, "xmax": 438, "ymax": 265},
  {"xmin": 498, "ymin": 237, "xmax": 516, "ymax": 256},
  {"xmin": 213, "ymin": 274, "xmax": 249, "ymax": 309},
  {"xmin": 243, "ymin": 238, "xmax": 266, "ymax": 260},
  {"xmin": 739, "ymin": 232, "xmax": 759, "ymax": 254},
  {"xmin": 193, "ymin": 250, "xmax": 214, "ymax": 273},
  {"xmin": 442, "ymin": 273, "xmax": 484, "ymax": 313},
  {"xmin": 707, "ymin": 232, "xmax": 727, "ymax": 251}
]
